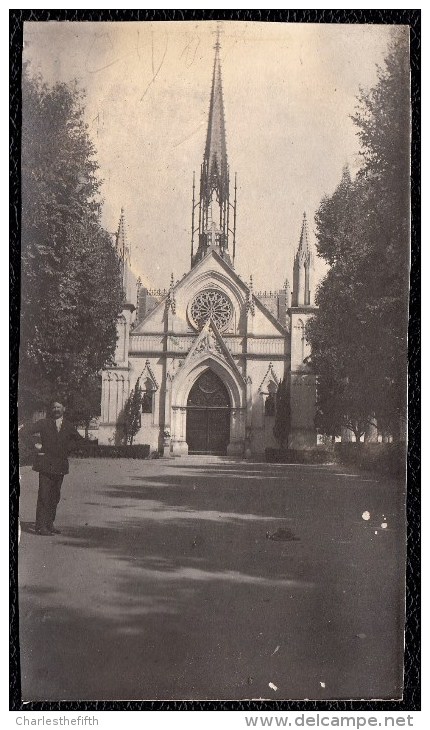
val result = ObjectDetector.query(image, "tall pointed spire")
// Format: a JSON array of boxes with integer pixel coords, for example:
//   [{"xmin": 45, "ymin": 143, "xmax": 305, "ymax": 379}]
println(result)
[
  {"xmin": 292, "ymin": 212, "xmax": 314, "ymax": 307},
  {"xmin": 191, "ymin": 26, "xmax": 237, "ymax": 269},
  {"xmin": 204, "ymin": 28, "xmax": 228, "ymax": 202}
]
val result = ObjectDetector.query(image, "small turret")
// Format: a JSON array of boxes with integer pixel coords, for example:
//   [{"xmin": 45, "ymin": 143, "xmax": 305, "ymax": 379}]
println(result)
[
  {"xmin": 292, "ymin": 212, "xmax": 314, "ymax": 307},
  {"xmin": 116, "ymin": 208, "xmax": 131, "ymax": 267},
  {"xmin": 115, "ymin": 208, "xmax": 137, "ymax": 309}
]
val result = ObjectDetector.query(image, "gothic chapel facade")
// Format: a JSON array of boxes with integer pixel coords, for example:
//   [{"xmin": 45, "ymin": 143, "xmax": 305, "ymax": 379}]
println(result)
[{"xmin": 99, "ymin": 38, "xmax": 317, "ymax": 455}]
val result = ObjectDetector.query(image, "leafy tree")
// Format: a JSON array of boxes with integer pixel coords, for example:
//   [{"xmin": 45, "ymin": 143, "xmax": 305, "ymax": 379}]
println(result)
[
  {"xmin": 122, "ymin": 379, "xmax": 143, "ymax": 445},
  {"xmin": 273, "ymin": 377, "xmax": 290, "ymax": 450},
  {"xmin": 307, "ymin": 31, "xmax": 410, "ymax": 441},
  {"xmin": 352, "ymin": 29, "xmax": 410, "ymax": 434},
  {"xmin": 20, "ymin": 64, "xmax": 123, "ymax": 426}
]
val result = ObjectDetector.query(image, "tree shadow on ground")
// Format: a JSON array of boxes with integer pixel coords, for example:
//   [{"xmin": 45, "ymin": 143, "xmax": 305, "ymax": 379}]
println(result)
[
  {"xmin": 19, "ymin": 516, "xmax": 403, "ymax": 702},
  {"xmin": 19, "ymin": 458, "xmax": 405, "ymax": 702}
]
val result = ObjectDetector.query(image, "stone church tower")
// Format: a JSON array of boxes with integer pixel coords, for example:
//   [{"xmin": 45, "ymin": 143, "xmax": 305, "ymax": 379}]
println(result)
[
  {"xmin": 99, "ymin": 34, "xmax": 318, "ymax": 454},
  {"xmin": 191, "ymin": 36, "xmax": 236, "ymax": 269},
  {"xmin": 290, "ymin": 213, "xmax": 318, "ymax": 448}
]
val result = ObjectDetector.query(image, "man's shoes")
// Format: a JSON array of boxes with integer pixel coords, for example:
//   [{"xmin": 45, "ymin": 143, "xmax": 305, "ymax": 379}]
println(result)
[{"xmin": 50, "ymin": 527, "xmax": 61, "ymax": 534}]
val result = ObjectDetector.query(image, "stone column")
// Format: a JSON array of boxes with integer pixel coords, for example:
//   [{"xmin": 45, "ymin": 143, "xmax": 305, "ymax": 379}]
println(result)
[
  {"xmin": 180, "ymin": 407, "xmax": 187, "ymax": 440},
  {"xmin": 245, "ymin": 379, "xmax": 253, "ymax": 457},
  {"xmin": 101, "ymin": 372, "xmax": 111, "ymax": 424},
  {"xmin": 108, "ymin": 375, "xmax": 117, "ymax": 424},
  {"xmin": 171, "ymin": 406, "xmax": 178, "ymax": 445},
  {"xmin": 164, "ymin": 373, "xmax": 173, "ymax": 430},
  {"xmin": 245, "ymin": 376, "xmax": 253, "ymax": 426},
  {"xmin": 150, "ymin": 387, "xmax": 157, "ymax": 427},
  {"xmin": 171, "ymin": 406, "xmax": 189, "ymax": 456},
  {"xmin": 227, "ymin": 407, "xmax": 246, "ymax": 456},
  {"xmin": 98, "ymin": 371, "xmax": 118, "ymax": 445}
]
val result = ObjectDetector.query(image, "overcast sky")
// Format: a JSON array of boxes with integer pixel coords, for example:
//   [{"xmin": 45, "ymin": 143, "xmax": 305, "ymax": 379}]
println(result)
[{"xmin": 23, "ymin": 20, "xmax": 394, "ymax": 292}]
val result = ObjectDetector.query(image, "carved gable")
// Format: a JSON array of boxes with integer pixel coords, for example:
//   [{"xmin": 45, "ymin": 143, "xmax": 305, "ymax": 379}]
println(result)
[
  {"xmin": 258, "ymin": 362, "xmax": 280, "ymax": 394},
  {"xmin": 138, "ymin": 359, "xmax": 159, "ymax": 390},
  {"xmin": 181, "ymin": 318, "xmax": 245, "ymax": 383},
  {"xmin": 133, "ymin": 250, "xmax": 288, "ymax": 339}
]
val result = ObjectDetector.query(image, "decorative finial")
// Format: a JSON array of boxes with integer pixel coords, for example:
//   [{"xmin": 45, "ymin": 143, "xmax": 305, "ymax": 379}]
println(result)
[
  {"xmin": 246, "ymin": 275, "xmax": 255, "ymax": 316},
  {"xmin": 167, "ymin": 273, "xmax": 176, "ymax": 314},
  {"xmin": 303, "ymin": 211, "xmax": 306, "ymax": 220}
]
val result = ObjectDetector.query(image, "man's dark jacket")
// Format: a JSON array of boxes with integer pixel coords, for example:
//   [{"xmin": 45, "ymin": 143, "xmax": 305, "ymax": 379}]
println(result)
[{"xmin": 22, "ymin": 419, "xmax": 84, "ymax": 476}]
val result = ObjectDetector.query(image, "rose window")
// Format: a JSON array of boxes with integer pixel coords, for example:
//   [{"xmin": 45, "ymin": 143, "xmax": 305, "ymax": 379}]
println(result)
[{"xmin": 189, "ymin": 289, "xmax": 233, "ymax": 332}]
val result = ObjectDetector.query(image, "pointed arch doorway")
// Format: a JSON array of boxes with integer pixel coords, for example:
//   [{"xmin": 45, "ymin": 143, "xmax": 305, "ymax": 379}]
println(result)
[{"xmin": 186, "ymin": 369, "xmax": 231, "ymax": 454}]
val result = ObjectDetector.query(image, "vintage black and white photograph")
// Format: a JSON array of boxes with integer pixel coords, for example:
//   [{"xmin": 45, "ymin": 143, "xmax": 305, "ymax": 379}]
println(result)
[{"xmin": 17, "ymin": 18, "xmax": 411, "ymax": 701}]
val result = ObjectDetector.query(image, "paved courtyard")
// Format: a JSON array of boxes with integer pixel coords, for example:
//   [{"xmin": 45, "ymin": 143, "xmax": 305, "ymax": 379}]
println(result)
[{"xmin": 18, "ymin": 456, "xmax": 406, "ymax": 702}]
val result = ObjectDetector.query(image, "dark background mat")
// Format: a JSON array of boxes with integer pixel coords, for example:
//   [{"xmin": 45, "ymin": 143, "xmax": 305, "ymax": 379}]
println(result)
[{"xmin": 9, "ymin": 7, "xmax": 421, "ymax": 713}]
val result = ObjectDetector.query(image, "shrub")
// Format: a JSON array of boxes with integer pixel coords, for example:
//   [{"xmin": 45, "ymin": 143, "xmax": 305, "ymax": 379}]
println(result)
[
  {"xmin": 334, "ymin": 443, "xmax": 406, "ymax": 478},
  {"xmin": 71, "ymin": 443, "xmax": 150, "ymax": 459},
  {"xmin": 265, "ymin": 448, "xmax": 333, "ymax": 464}
]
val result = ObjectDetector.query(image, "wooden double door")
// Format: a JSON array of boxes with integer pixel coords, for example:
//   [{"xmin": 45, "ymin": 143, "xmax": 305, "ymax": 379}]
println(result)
[{"xmin": 186, "ymin": 370, "xmax": 230, "ymax": 455}]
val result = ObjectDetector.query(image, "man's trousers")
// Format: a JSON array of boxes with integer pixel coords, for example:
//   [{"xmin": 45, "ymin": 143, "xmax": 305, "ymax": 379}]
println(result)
[{"xmin": 35, "ymin": 472, "xmax": 64, "ymax": 531}]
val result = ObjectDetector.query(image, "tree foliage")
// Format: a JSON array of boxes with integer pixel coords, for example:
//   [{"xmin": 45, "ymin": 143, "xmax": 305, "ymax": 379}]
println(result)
[
  {"xmin": 307, "ymin": 31, "xmax": 410, "ymax": 440},
  {"xmin": 20, "ymin": 64, "xmax": 124, "ymax": 425},
  {"xmin": 122, "ymin": 379, "xmax": 143, "ymax": 446},
  {"xmin": 273, "ymin": 377, "xmax": 290, "ymax": 449}
]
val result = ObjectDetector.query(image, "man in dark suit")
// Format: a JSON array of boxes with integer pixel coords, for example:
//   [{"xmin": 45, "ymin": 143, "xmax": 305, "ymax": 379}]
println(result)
[{"xmin": 21, "ymin": 400, "xmax": 85, "ymax": 536}]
